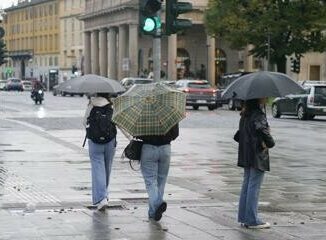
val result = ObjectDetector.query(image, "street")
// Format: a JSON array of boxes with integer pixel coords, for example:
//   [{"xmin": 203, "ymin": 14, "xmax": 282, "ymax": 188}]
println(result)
[{"xmin": 1, "ymin": 91, "xmax": 326, "ymax": 240}]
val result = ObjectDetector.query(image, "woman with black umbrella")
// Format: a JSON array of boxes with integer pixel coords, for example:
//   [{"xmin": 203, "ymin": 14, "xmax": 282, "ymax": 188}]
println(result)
[{"xmin": 234, "ymin": 98, "xmax": 275, "ymax": 229}]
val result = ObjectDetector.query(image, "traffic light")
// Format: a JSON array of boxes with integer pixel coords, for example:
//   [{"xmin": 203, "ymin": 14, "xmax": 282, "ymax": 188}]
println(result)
[
  {"xmin": 0, "ymin": 27, "xmax": 7, "ymax": 66},
  {"xmin": 290, "ymin": 58, "xmax": 300, "ymax": 73},
  {"xmin": 290, "ymin": 59, "xmax": 295, "ymax": 72},
  {"xmin": 294, "ymin": 58, "xmax": 300, "ymax": 73},
  {"xmin": 165, "ymin": 0, "xmax": 193, "ymax": 35},
  {"xmin": 139, "ymin": 0, "xmax": 162, "ymax": 35}
]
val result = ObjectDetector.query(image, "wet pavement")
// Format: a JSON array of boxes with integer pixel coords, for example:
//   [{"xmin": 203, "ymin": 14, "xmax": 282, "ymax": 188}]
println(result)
[{"xmin": 0, "ymin": 91, "xmax": 326, "ymax": 239}]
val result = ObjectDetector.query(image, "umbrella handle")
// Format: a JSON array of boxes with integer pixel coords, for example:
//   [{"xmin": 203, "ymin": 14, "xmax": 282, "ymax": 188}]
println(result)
[{"xmin": 82, "ymin": 134, "xmax": 87, "ymax": 147}]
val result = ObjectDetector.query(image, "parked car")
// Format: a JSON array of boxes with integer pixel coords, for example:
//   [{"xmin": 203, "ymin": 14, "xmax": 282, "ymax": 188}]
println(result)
[
  {"xmin": 5, "ymin": 78, "xmax": 24, "ymax": 91},
  {"xmin": 22, "ymin": 80, "xmax": 33, "ymax": 91},
  {"xmin": 0, "ymin": 80, "xmax": 7, "ymax": 90},
  {"xmin": 272, "ymin": 81, "xmax": 326, "ymax": 120},
  {"xmin": 216, "ymin": 72, "xmax": 252, "ymax": 110},
  {"xmin": 176, "ymin": 79, "xmax": 217, "ymax": 110},
  {"xmin": 121, "ymin": 77, "xmax": 153, "ymax": 90}
]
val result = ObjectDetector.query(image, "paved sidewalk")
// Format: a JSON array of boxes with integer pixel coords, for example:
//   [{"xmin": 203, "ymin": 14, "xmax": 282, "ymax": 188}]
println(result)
[{"xmin": 0, "ymin": 117, "xmax": 325, "ymax": 240}]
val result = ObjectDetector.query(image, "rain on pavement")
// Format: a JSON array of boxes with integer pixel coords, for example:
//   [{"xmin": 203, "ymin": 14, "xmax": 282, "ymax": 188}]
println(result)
[{"xmin": 0, "ymin": 91, "xmax": 326, "ymax": 240}]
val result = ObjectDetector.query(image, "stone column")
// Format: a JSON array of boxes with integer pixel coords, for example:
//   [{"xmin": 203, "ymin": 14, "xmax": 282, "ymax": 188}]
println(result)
[
  {"xmin": 168, "ymin": 34, "xmax": 177, "ymax": 80},
  {"xmin": 207, "ymin": 36, "xmax": 216, "ymax": 86},
  {"xmin": 91, "ymin": 30, "xmax": 99, "ymax": 75},
  {"xmin": 118, "ymin": 25, "xmax": 127, "ymax": 80},
  {"xmin": 128, "ymin": 24, "xmax": 139, "ymax": 77},
  {"xmin": 108, "ymin": 27, "xmax": 117, "ymax": 80},
  {"xmin": 84, "ymin": 31, "xmax": 91, "ymax": 74},
  {"xmin": 99, "ymin": 28, "xmax": 108, "ymax": 77}
]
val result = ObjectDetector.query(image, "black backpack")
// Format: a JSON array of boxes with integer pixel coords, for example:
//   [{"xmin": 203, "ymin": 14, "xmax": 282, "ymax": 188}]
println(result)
[{"xmin": 86, "ymin": 104, "xmax": 117, "ymax": 144}]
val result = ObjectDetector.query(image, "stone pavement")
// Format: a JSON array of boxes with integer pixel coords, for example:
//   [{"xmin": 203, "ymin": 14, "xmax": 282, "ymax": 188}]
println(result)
[{"xmin": 0, "ymin": 113, "xmax": 326, "ymax": 239}]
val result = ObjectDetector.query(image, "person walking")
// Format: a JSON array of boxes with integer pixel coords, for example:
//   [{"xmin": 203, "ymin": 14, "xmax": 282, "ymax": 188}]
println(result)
[
  {"xmin": 234, "ymin": 98, "xmax": 275, "ymax": 229},
  {"xmin": 138, "ymin": 123, "xmax": 179, "ymax": 221},
  {"xmin": 83, "ymin": 93, "xmax": 117, "ymax": 211}
]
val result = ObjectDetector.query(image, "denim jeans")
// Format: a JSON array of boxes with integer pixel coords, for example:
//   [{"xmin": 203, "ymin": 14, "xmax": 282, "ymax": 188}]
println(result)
[
  {"xmin": 88, "ymin": 138, "xmax": 116, "ymax": 205},
  {"xmin": 140, "ymin": 144, "xmax": 171, "ymax": 218},
  {"xmin": 238, "ymin": 167, "xmax": 265, "ymax": 226}
]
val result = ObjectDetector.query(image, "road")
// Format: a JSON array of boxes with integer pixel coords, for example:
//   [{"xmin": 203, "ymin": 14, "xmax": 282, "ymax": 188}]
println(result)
[{"xmin": 0, "ymin": 91, "xmax": 326, "ymax": 240}]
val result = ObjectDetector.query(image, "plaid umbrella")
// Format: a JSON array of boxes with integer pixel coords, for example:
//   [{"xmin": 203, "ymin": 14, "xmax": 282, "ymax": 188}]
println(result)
[{"xmin": 112, "ymin": 83, "xmax": 186, "ymax": 136}]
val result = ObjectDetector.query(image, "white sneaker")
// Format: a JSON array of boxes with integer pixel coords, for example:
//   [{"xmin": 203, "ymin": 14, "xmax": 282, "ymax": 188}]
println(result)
[
  {"xmin": 246, "ymin": 222, "xmax": 271, "ymax": 229},
  {"xmin": 97, "ymin": 198, "xmax": 108, "ymax": 211}
]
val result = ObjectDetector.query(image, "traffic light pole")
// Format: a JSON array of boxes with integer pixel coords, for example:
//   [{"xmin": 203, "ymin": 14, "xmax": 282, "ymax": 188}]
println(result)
[{"xmin": 153, "ymin": 10, "xmax": 161, "ymax": 82}]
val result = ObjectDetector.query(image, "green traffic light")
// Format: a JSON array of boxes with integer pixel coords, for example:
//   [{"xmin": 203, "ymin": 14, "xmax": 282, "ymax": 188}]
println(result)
[{"xmin": 143, "ymin": 18, "xmax": 156, "ymax": 32}]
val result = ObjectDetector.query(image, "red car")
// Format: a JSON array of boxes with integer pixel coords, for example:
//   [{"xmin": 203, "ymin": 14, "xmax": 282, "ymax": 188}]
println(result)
[{"xmin": 176, "ymin": 79, "xmax": 217, "ymax": 110}]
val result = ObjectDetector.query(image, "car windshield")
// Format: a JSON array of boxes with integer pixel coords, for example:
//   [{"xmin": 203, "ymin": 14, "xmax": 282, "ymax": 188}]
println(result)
[
  {"xmin": 11, "ymin": 79, "xmax": 21, "ymax": 83},
  {"xmin": 315, "ymin": 86, "xmax": 326, "ymax": 97},
  {"xmin": 134, "ymin": 79, "xmax": 152, "ymax": 84},
  {"xmin": 188, "ymin": 82, "xmax": 211, "ymax": 89}
]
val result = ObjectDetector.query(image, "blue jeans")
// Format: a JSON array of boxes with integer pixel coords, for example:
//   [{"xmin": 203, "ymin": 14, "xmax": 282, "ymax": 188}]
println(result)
[
  {"xmin": 140, "ymin": 144, "xmax": 171, "ymax": 218},
  {"xmin": 238, "ymin": 167, "xmax": 265, "ymax": 226},
  {"xmin": 88, "ymin": 138, "xmax": 116, "ymax": 205}
]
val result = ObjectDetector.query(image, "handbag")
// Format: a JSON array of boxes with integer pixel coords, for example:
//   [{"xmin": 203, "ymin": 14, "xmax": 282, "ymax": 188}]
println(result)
[{"xmin": 123, "ymin": 139, "xmax": 143, "ymax": 161}]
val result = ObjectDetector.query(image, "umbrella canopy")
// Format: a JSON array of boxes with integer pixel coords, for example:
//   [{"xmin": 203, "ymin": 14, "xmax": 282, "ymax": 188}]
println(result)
[
  {"xmin": 112, "ymin": 83, "xmax": 186, "ymax": 136},
  {"xmin": 57, "ymin": 74, "xmax": 125, "ymax": 94},
  {"xmin": 222, "ymin": 71, "xmax": 304, "ymax": 100}
]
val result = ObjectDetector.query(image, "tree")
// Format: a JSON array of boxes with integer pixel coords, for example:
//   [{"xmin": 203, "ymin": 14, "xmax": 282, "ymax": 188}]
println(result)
[
  {"xmin": 0, "ymin": 39, "xmax": 8, "ymax": 66},
  {"xmin": 204, "ymin": 0, "xmax": 326, "ymax": 73}
]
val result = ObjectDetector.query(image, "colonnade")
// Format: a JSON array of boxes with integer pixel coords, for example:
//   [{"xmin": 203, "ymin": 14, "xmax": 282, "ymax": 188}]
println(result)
[
  {"xmin": 84, "ymin": 24, "xmax": 216, "ymax": 85},
  {"xmin": 84, "ymin": 24, "xmax": 138, "ymax": 80}
]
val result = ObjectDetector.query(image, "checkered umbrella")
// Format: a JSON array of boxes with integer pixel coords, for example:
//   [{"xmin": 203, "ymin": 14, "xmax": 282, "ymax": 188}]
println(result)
[{"xmin": 112, "ymin": 83, "xmax": 186, "ymax": 136}]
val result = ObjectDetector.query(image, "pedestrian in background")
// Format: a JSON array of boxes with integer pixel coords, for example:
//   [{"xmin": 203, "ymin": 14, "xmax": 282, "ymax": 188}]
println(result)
[
  {"xmin": 138, "ymin": 123, "xmax": 179, "ymax": 221},
  {"xmin": 234, "ymin": 98, "xmax": 275, "ymax": 229},
  {"xmin": 83, "ymin": 93, "xmax": 117, "ymax": 211}
]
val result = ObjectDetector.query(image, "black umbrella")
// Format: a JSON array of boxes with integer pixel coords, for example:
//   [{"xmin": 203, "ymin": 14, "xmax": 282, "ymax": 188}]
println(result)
[{"xmin": 222, "ymin": 71, "xmax": 304, "ymax": 100}]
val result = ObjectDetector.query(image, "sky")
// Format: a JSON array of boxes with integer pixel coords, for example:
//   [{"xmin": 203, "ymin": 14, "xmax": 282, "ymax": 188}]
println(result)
[{"xmin": 1, "ymin": 0, "xmax": 18, "ymax": 9}]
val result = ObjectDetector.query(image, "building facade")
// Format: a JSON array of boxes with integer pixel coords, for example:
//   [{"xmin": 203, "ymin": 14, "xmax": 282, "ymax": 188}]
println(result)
[
  {"xmin": 79, "ymin": 0, "xmax": 271, "ymax": 85},
  {"xmin": 59, "ymin": 0, "xmax": 85, "ymax": 82},
  {"xmin": 2, "ymin": 0, "xmax": 60, "ymax": 89}
]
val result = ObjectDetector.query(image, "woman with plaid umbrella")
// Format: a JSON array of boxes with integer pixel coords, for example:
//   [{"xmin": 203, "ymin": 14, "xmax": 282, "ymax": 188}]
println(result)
[{"xmin": 138, "ymin": 123, "xmax": 179, "ymax": 221}]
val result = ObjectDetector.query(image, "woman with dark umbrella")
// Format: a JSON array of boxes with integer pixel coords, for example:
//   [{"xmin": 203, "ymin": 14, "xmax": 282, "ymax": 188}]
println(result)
[{"xmin": 234, "ymin": 98, "xmax": 275, "ymax": 229}]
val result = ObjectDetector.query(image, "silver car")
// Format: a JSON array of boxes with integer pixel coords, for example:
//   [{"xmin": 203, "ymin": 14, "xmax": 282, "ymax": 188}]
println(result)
[{"xmin": 120, "ymin": 77, "xmax": 153, "ymax": 90}]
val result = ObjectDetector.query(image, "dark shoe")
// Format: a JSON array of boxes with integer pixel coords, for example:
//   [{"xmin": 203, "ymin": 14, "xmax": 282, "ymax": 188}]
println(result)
[{"xmin": 154, "ymin": 201, "xmax": 167, "ymax": 221}]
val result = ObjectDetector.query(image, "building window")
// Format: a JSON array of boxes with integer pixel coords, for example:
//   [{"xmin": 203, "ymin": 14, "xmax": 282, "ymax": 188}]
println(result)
[{"xmin": 54, "ymin": 56, "xmax": 58, "ymax": 66}]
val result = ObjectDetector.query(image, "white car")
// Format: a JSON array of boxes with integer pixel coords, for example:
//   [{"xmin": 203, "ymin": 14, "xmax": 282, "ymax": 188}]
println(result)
[
  {"xmin": 120, "ymin": 77, "xmax": 153, "ymax": 90},
  {"xmin": 22, "ymin": 80, "xmax": 33, "ymax": 91},
  {"xmin": 0, "ymin": 80, "xmax": 7, "ymax": 90}
]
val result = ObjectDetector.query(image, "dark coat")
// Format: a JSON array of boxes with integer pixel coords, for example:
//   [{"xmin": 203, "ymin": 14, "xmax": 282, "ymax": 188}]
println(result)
[
  {"xmin": 234, "ymin": 109, "xmax": 275, "ymax": 171},
  {"xmin": 138, "ymin": 124, "xmax": 179, "ymax": 146}
]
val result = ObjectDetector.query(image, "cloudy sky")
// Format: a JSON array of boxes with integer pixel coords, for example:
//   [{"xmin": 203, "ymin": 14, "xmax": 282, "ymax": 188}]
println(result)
[{"xmin": 1, "ymin": 0, "xmax": 18, "ymax": 9}]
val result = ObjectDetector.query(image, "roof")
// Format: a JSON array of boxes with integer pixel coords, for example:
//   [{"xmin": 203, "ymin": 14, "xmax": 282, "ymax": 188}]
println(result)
[{"xmin": 4, "ymin": 0, "xmax": 56, "ymax": 12}]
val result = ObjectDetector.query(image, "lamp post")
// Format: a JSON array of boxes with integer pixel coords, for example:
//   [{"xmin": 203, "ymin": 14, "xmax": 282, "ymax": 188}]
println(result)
[{"xmin": 267, "ymin": 32, "xmax": 271, "ymax": 71}]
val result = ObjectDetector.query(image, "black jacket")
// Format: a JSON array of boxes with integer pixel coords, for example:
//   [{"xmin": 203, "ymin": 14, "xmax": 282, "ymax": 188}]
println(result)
[
  {"xmin": 234, "ymin": 109, "xmax": 275, "ymax": 171},
  {"xmin": 138, "ymin": 124, "xmax": 179, "ymax": 146}
]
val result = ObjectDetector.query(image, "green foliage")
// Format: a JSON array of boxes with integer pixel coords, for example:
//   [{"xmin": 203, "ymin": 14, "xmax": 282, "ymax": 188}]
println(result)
[
  {"xmin": 204, "ymin": 0, "xmax": 326, "ymax": 72},
  {"xmin": 0, "ymin": 39, "xmax": 8, "ymax": 66}
]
